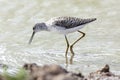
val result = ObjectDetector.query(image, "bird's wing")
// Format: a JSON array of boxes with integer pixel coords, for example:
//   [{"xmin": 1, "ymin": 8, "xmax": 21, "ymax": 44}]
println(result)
[{"xmin": 52, "ymin": 17, "xmax": 96, "ymax": 29}]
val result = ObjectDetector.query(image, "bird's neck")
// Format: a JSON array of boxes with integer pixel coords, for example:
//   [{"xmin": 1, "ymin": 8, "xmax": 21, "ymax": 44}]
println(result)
[
  {"xmin": 44, "ymin": 24, "xmax": 50, "ymax": 31},
  {"xmin": 44, "ymin": 23, "xmax": 51, "ymax": 31}
]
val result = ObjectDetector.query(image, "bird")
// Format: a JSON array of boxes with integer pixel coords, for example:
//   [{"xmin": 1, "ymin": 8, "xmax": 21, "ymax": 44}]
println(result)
[{"xmin": 29, "ymin": 16, "xmax": 97, "ymax": 64}]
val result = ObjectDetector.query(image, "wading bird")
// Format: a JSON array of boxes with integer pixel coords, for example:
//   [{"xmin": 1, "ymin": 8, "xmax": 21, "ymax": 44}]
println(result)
[{"xmin": 29, "ymin": 16, "xmax": 96, "ymax": 64}]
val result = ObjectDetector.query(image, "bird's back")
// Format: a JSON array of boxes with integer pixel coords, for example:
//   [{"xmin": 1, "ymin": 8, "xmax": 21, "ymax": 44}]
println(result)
[{"xmin": 47, "ymin": 17, "xmax": 96, "ymax": 29}]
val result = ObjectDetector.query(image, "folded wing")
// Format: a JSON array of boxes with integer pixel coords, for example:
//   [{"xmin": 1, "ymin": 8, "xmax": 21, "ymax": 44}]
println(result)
[{"xmin": 53, "ymin": 17, "xmax": 96, "ymax": 29}]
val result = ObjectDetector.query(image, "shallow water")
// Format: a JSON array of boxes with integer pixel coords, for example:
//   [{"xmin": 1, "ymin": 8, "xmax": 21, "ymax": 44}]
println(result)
[{"xmin": 0, "ymin": 0, "xmax": 120, "ymax": 74}]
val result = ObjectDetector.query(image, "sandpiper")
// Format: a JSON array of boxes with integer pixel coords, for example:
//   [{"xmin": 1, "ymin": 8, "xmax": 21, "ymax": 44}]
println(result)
[{"xmin": 29, "ymin": 16, "xmax": 96, "ymax": 64}]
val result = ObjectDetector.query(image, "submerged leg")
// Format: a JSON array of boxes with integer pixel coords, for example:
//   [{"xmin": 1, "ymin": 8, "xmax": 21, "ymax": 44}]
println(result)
[
  {"xmin": 65, "ymin": 35, "xmax": 70, "ymax": 64},
  {"xmin": 70, "ymin": 31, "xmax": 86, "ymax": 64}
]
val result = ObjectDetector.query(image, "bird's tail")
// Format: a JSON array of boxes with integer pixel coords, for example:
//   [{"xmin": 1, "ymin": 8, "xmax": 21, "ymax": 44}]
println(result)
[{"xmin": 85, "ymin": 18, "xmax": 97, "ymax": 23}]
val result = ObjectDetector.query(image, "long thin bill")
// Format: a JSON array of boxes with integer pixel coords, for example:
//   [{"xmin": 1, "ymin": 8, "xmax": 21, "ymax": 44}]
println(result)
[{"xmin": 28, "ymin": 31, "xmax": 35, "ymax": 44}]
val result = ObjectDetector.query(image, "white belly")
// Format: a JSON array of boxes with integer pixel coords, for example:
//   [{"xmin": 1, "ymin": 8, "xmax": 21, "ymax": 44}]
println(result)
[{"xmin": 56, "ymin": 25, "xmax": 85, "ymax": 34}]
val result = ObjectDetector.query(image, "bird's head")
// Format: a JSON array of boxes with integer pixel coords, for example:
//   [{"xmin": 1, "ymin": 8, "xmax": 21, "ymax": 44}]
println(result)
[
  {"xmin": 33, "ymin": 23, "xmax": 47, "ymax": 32},
  {"xmin": 29, "ymin": 22, "xmax": 47, "ymax": 44}
]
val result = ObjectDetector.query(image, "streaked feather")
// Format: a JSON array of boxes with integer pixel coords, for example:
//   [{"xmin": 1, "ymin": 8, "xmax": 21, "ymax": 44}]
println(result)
[{"xmin": 51, "ymin": 17, "xmax": 96, "ymax": 29}]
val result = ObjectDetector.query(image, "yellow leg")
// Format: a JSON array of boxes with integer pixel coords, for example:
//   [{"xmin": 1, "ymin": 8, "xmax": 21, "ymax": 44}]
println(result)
[
  {"xmin": 65, "ymin": 35, "xmax": 70, "ymax": 64},
  {"xmin": 70, "ymin": 31, "xmax": 85, "ymax": 64}
]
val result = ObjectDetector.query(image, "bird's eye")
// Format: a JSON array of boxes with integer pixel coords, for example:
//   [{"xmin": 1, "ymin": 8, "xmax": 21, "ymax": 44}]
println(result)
[{"xmin": 33, "ymin": 27, "xmax": 35, "ymax": 30}]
